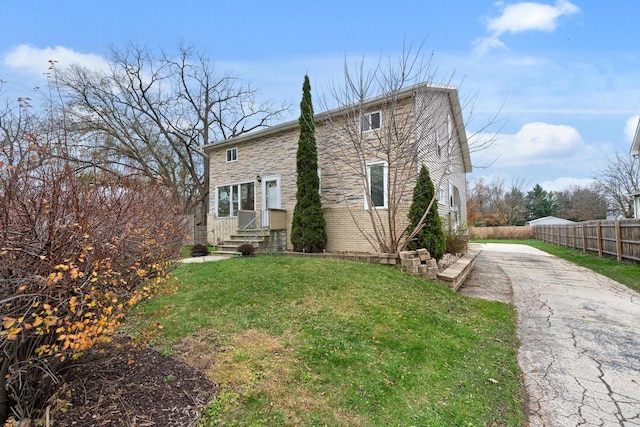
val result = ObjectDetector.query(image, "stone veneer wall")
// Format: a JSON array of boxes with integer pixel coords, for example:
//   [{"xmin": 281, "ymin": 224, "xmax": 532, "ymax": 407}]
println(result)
[{"xmin": 205, "ymin": 93, "xmax": 466, "ymax": 253}]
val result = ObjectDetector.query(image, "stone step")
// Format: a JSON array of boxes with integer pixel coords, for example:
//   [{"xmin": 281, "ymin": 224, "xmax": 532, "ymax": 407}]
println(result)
[
  {"xmin": 215, "ymin": 250, "xmax": 241, "ymax": 256},
  {"xmin": 223, "ymin": 236, "xmax": 265, "ymax": 244},
  {"xmin": 437, "ymin": 249, "xmax": 480, "ymax": 291}
]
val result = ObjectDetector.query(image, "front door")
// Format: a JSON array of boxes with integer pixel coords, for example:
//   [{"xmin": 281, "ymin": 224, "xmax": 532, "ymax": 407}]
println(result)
[{"xmin": 261, "ymin": 176, "xmax": 280, "ymax": 227}]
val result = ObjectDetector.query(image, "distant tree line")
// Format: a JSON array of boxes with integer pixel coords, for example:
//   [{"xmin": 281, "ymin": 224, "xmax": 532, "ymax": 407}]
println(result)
[
  {"xmin": 468, "ymin": 151, "xmax": 640, "ymax": 226},
  {"xmin": 467, "ymin": 178, "xmax": 609, "ymax": 226}
]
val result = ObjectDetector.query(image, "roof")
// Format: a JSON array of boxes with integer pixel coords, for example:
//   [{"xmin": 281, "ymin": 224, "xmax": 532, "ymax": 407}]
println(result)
[
  {"xmin": 202, "ymin": 82, "xmax": 472, "ymax": 173},
  {"xmin": 525, "ymin": 216, "xmax": 575, "ymax": 226},
  {"xmin": 631, "ymin": 117, "xmax": 640, "ymax": 157}
]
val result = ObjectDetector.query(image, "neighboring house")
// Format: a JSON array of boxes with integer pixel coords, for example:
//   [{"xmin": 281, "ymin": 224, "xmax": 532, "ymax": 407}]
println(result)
[
  {"xmin": 202, "ymin": 83, "xmax": 472, "ymax": 253},
  {"xmin": 630, "ymin": 118, "xmax": 640, "ymax": 218},
  {"xmin": 628, "ymin": 191, "xmax": 640, "ymax": 219},
  {"xmin": 525, "ymin": 216, "xmax": 575, "ymax": 227}
]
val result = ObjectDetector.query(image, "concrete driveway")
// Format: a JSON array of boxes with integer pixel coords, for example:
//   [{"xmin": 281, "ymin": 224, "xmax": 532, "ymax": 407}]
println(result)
[{"xmin": 461, "ymin": 243, "xmax": 640, "ymax": 426}]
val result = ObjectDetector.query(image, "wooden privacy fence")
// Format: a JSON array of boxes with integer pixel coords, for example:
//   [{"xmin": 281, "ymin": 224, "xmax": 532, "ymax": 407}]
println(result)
[{"xmin": 533, "ymin": 219, "xmax": 640, "ymax": 262}]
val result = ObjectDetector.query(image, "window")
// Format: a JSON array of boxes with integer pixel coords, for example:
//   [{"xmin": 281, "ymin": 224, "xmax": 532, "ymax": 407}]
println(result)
[
  {"xmin": 365, "ymin": 161, "xmax": 388, "ymax": 209},
  {"xmin": 361, "ymin": 111, "xmax": 381, "ymax": 132},
  {"xmin": 435, "ymin": 131, "xmax": 442, "ymax": 157},
  {"xmin": 226, "ymin": 147, "xmax": 238, "ymax": 162},
  {"xmin": 216, "ymin": 181, "xmax": 254, "ymax": 217},
  {"xmin": 450, "ymin": 184, "xmax": 454, "ymax": 207},
  {"xmin": 438, "ymin": 187, "xmax": 446, "ymax": 204}
]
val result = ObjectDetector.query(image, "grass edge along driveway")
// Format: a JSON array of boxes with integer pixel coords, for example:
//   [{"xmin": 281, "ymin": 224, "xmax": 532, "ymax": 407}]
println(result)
[
  {"xmin": 475, "ymin": 239, "xmax": 640, "ymax": 294},
  {"xmin": 126, "ymin": 255, "xmax": 525, "ymax": 426}
]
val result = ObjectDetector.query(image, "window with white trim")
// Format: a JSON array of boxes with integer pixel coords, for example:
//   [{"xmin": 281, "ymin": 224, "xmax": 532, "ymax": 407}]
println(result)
[
  {"xmin": 365, "ymin": 161, "xmax": 388, "ymax": 209},
  {"xmin": 216, "ymin": 181, "xmax": 254, "ymax": 217},
  {"xmin": 226, "ymin": 147, "xmax": 238, "ymax": 162},
  {"xmin": 438, "ymin": 187, "xmax": 446, "ymax": 204},
  {"xmin": 360, "ymin": 111, "xmax": 381, "ymax": 132}
]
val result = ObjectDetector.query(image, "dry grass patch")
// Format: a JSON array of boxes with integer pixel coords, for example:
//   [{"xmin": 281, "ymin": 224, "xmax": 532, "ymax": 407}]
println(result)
[{"xmin": 173, "ymin": 328, "xmax": 361, "ymax": 426}]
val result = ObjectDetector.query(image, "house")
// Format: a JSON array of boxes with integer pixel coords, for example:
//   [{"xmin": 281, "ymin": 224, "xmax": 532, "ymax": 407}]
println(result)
[
  {"xmin": 201, "ymin": 83, "xmax": 472, "ymax": 254},
  {"xmin": 525, "ymin": 216, "xmax": 575, "ymax": 227},
  {"xmin": 630, "ymin": 118, "xmax": 640, "ymax": 218}
]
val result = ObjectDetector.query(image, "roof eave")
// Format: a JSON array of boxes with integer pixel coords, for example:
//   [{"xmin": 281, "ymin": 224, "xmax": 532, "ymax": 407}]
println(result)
[
  {"xmin": 202, "ymin": 82, "xmax": 462, "ymax": 151},
  {"xmin": 631, "ymin": 118, "xmax": 640, "ymax": 157},
  {"xmin": 447, "ymin": 90, "xmax": 472, "ymax": 173}
]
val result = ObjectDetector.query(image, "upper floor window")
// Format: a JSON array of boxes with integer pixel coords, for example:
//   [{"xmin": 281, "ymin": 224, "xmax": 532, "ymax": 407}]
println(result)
[
  {"xmin": 361, "ymin": 111, "xmax": 381, "ymax": 132},
  {"xmin": 226, "ymin": 147, "xmax": 238, "ymax": 162}
]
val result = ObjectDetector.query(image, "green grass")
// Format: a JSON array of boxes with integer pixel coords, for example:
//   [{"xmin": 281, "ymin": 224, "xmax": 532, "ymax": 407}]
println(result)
[
  {"xmin": 126, "ymin": 255, "xmax": 525, "ymax": 426},
  {"xmin": 473, "ymin": 239, "xmax": 640, "ymax": 294}
]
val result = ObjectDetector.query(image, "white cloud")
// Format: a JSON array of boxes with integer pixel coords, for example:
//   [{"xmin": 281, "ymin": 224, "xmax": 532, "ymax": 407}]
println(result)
[
  {"xmin": 624, "ymin": 115, "xmax": 640, "ymax": 143},
  {"xmin": 471, "ymin": 36, "xmax": 507, "ymax": 57},
  {"xmin": 487, "ymin": 0, "xmax": 579, "ymax": 35},
  {"xmin": 3, "ymin": 44, "xmax": 109, "ymax": 76},
  {"xmin": 473, "ymin": 0, "xmax": 579, "ymax": 55},
  {"xmin": 472, "ymin": 121, "xmax": 590, "ymax": 168},
  {"xmin": 539, "ymin": 177, "xmax": 596, "ymax": 192}
]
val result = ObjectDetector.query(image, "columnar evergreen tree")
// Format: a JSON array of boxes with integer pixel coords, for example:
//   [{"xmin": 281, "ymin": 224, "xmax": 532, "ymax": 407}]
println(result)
[
  {"xmin": 291, "ymin": 75, "xmax": 327, "ymax": 252},
  {"xmin": 407, "ymin": 164, "xmax": 445, "ymax": 260},
  {"xmin": 525, "ymin": 184, "xmax": 557, "ymax": 220}
]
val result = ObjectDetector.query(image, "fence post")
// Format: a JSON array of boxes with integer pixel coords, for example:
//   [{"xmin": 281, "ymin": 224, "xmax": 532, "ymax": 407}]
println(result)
[
  {"xmin": 572, "ymin": 224, "xmax": 577, "ymax": 249},
  {"xmin": 596, "ymin": 221, "xmax": 603, "ymax": 257},
  {"xmin": 582, "ymin": 223, "xmax": 587, "ymax": 252},
  {"xmin": 615, "ymin": 220, "xmax": 622, "ymax": 261}
]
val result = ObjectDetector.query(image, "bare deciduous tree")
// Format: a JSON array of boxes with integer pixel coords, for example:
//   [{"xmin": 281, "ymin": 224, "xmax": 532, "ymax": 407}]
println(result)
[
  {"xmin": 593, "ymin": 153, "xmax": 640, "ymax": 218},
  {"xmin": 319, "ymin": 43, "xmax": 497, "ymax": 253},
  {"xmin": 555, "ymin": 185, "xmax": 608, "ymax": 221},
  {"xmin": 56, "ymin": 43, "xmax": 288, "ymax": 222}
]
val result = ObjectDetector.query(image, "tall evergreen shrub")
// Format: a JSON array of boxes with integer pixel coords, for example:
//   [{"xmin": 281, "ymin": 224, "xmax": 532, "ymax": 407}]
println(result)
[
  {"xmin": 407, "ymin": 164, "xmax": 445, "ymax": 260},
  {"xmin": 291, "ymin": 75, "xmax": 327, "ymax": 252}
]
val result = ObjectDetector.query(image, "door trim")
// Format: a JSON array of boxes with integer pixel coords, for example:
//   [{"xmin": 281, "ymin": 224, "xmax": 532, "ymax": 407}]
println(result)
[{"xmin": 261, "ymin": 175, "xmax": 281, "ymax": 227}]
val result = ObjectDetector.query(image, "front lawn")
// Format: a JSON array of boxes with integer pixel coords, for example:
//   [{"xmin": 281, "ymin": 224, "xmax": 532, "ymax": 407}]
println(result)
[{"xmin": 126, "ymin": 256, "xmax": 525, "ymax": 426}]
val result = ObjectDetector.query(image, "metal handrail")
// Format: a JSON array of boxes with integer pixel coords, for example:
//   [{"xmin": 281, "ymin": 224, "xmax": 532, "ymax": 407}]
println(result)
[{"xmin": 241, "ymin": 215, "xmax": 260, "ymax": 244}]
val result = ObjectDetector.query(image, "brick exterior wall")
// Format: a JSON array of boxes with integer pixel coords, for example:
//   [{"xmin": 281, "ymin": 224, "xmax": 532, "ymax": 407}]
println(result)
[{"xmin": 324, "ymin": 205, "xmax": 411, "ymax": 253}]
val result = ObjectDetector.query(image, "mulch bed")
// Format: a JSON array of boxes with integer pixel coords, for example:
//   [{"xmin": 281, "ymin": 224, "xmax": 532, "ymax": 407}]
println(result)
[{"xmin": 51, "ymin": 337, "xmax": 216, "ymax": 426}]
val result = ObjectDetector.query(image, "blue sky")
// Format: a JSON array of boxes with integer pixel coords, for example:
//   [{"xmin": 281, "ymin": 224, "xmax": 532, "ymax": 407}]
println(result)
[{"xmin": 2, "ymin": 0, "xmax": 639, "ymax": 192}]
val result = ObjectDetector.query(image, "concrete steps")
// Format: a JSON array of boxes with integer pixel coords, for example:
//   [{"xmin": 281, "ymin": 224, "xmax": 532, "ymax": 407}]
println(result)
[{"xmin": 217, "ymin": 228, "xmax": 271, "ymax": 254}]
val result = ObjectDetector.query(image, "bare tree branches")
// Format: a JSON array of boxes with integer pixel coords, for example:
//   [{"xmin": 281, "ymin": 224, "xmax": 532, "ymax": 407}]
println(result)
[
  {"xmin": 594, "ymin": 153, "xmax": 640, "ymax": 218},
  {"xmin": 56, "ymin": 43, "xmax": 288, "ymax": 219},
  {"xmin": 319, "ymin": 43, "xmax": 489, "ymax": 253}
]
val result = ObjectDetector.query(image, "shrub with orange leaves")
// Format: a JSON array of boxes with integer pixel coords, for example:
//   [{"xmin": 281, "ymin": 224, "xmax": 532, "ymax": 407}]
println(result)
[{"xmin": 0, "ymin": 112, "xmax": 185, "ymax": 423}]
